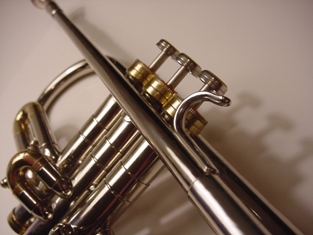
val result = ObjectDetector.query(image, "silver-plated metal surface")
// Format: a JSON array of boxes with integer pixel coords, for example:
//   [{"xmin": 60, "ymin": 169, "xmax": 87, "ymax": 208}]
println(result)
[
  {"xmin": 49, "ymin": 137, "xmax": 162, "ymax": 235},
  {"xmin": 174, "ymin": 91, "xmax": 230, "ymax": 174},
  {"xmin": 23, "ymin": 112, "xmax": 140, "ymax": 234},
  {"xmin": 3, "ymin": 60, "xmax": 96, "ymax": 234},
  {"xmin": 198, "ymin": 70, "xmax": 227, "ymax": 95},
  {"xmin": 13, "ymin": 102, "xmax": 60, "ymax": 159},
  {"xmin": 6, "ymin": 140, "xmax": 72, "ymax": 221},
  {"xmin": 149, "ymin": 39, "xmax": 179, "ymax": 71},
  {"xmin": 2, "ymin": 1, "xmax": 303, "ymax": 235},
  {"xmin": 167, "ymin": 53, "xmax": 202, "ymax": 88},
  {"xmin": 173, "ymin": 92, "xmax": 301, "ymax": 234},
  {"xmin": 58, "ymin": 96, "xmax": 122, "ymax": 175},
  {"xmin": 28, "ymin": 1, "xmax": 301, "ymax": 234},
  {"xmin": 4, "ymin": 57, "xmax": 130, "ymax": 234},
  {"xmin": 38, "ymin": 60, "xmax": 93, "ymax": 110}
]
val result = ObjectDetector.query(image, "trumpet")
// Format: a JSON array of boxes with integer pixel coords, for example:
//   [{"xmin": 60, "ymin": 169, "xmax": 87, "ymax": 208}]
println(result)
[{"xmin": 1, "ymin": 0, "xmax": 311, "ymax": 234}]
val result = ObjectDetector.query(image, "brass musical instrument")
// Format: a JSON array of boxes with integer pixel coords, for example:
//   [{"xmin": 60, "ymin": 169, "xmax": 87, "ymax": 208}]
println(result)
[{"xmin": 0, "ymin": 1, "xmax": 307, "ymax": 234}]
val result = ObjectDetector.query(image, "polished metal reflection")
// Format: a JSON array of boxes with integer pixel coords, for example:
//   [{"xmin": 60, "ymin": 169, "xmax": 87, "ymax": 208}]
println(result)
[{"xmin": 1, "ymin": 0, "xmax": 303, "ymax": 235}]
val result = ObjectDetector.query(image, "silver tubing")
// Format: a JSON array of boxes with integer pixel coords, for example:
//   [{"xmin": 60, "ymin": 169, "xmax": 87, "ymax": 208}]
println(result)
[
  {"xmin": 12, "ymin": 1, "xmax": 300, "ymax": 234},
  {"xmin": 37, "ymin": 59, "xmax": 127, "ymax": 175},
  {"xmin": 38, "ymin": 58, "xmax": 126, "ymax": 111},
  {"xmin": 24, "ymin": 113, "xmax": 139, "ymax": 234},
  {"xmin": 173, "ymin": 92, "xmax": 302, "ymax": 234},
  {"xmin": 8, "ymin": 58, "xmax": 128, "ymax": 234},
  {"xmin": 29, "ymin": 1, "xmax": 301, "ymax": 235},
  {"xmin": 43, "ymin": 0, "xmax": 200, "ymax": 191},
  {"xmin": 49, "ymin": 137, "xmax": 163, "ymax": 235},
  {"xmin": 5, "ymin": 60, "xmax": 93, "ymax": 235},
  {"xmin": 38, "ymin": 60, "xmax": 93, "ymax": 110},
  {"xmin": 57, "ymin": 96, "xmax": 122, "ymax": 175},
  {"xmin": 13, "ymin": 102, "xmax": 60, "ymax": 159}
]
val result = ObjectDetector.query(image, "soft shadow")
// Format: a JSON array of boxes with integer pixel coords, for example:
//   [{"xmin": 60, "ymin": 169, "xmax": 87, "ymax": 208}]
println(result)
[
  {"xmin": 202, "ymin": 92, "xmax": 262, "ymax": 141},
  {"xmin": 50, "ymin": 8, "xmax": 312, "ymax": 234},
  {"xmin": 201, "ymin": 91, "xmax": 313, "ymax": 234}
]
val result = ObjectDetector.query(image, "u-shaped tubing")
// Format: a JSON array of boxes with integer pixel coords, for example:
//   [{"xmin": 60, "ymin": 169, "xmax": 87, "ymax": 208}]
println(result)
[
  {"xmin": 6, "ymin": 142, "xmax": 72, "ymax": 221},
  {"xmin": 8, "ymin": 101, "xmax": 73, "ymax": 221}
]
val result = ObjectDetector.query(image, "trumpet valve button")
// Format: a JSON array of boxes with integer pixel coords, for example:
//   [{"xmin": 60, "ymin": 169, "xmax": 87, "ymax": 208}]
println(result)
[
  {"xmin": 167, "ymin": 53, "xmax": 201, "ymax": 88},
  {"xmin": 198, "ymin": 70, "xmax": 227, "ymax": 95},
  {"xmin": 149, "ymin": 39, "xmax": 179, "ymax": 71}
]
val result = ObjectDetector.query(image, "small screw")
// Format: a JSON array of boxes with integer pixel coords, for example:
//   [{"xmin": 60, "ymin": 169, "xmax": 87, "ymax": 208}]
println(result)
[{"xmin": 0, "ymin": 178, "xmax": 8, "ymax": 188}]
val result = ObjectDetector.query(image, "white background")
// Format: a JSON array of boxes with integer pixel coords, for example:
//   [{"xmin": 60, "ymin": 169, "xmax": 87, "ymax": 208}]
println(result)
[{"xmin": 0, "ymin": 1, "xmax": 312, "ymax": 234}]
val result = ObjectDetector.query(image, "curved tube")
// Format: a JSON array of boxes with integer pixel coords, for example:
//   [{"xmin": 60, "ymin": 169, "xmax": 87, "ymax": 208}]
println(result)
[
  {"xmin": 173, "ymin": 92, "xmax": 301, "ymax": 234},
  {"xmin": 3, "ymin": 1, "xmax": 303, "ymax": 234},
  {"xmin": 6, "ymin": 142, "xmax": 72, "ymax": 221},
  {"xmin": 13, "ymin": 102, "xmax": 60, "ymax": 157},
  {"xmin": 38, "ymin": 57, "xmax": 125, "ymax": 111},
  {"xmin": 7, "ymin": 59, "xmax": 127, "ymax": 234},
  {"xmin": 173, "ymin": 91, "xmax": 231, "ymax": 174},
  {"xmin": 22, "ymin": 1, "xmax": 300, "ymax": 234},
  {"xmin": 38, "ymin": 60, "xmax": 93, "ymax": 110}
]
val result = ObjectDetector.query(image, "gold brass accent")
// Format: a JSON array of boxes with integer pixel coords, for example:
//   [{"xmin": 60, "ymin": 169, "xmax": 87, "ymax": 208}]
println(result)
[
  {"xmin": 142, "ymin": 75, "xmax": 174, "ymax": 109},
  {"xmin": 162, "ymin": 93, "xmax": 182, "ymax": 121},
  {"xmin": 125, "ymin": 59, "xmax": 207, "ymax": 136},
  {"xmin": 185, "ymin": 109, "xmax": 208, "ymax": 136},
  {"xmin": 126, "ymin": 60, "xmax": 154, "ymax": 89},
  {"xmin": 126, "ymin": 60, "xmax": 207, "ymax": 136},
  {"xmin": 7, "ymin": 208, "xmax": 31, "ymax": 234},
  {"xmin": 3, "ymin": 1, "xmax": 301, "ymax": 234},
  {"xmin": 162, "ymin": 93, "xmax": 207, "ymax": 136}
]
